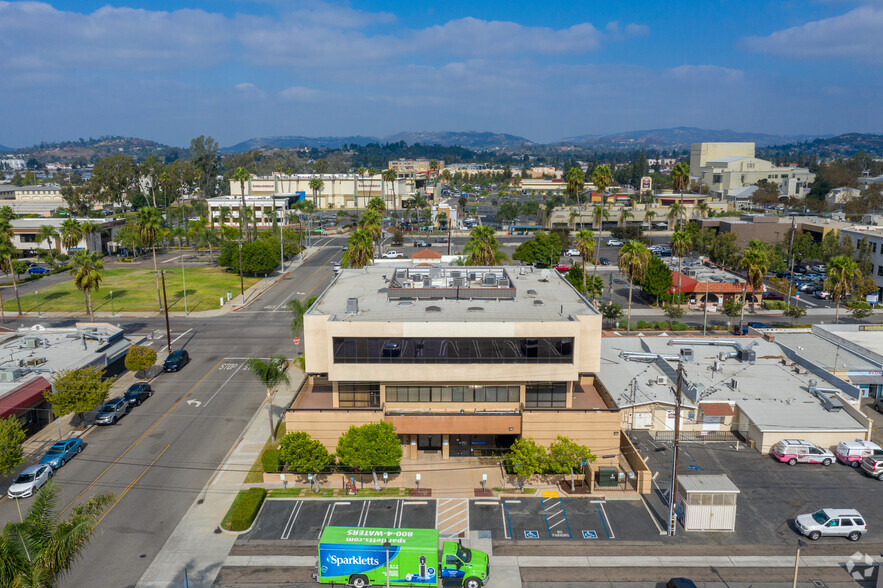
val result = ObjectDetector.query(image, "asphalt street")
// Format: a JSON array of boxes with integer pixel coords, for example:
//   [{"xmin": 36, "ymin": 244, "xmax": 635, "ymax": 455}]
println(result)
[{"xmin": 0, "ymin": 244, "xmax": 342, "ymax": 588}]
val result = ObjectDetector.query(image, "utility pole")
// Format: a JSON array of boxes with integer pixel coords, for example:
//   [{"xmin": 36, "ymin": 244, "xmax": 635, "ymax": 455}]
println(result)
[
  {"xmin": 702, "ymin": 281, "xmax": 709, "ymax": 335},
  {"xmin": 786, "ymin": 217, "xmax": 796, "ymax": 308},
  {"xmin": 159, "ymin": 270, "xmax": 171, "ymax": 351},
  {"xmin": 238, "ymin": 239, "xmax": 245, "ymax": 304},
  {"xmin": 668, "ymin": 362, "xmax": 684, "ymax": 536}
]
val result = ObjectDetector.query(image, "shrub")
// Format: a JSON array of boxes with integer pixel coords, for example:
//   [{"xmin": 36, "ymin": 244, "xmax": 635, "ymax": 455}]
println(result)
[
  {"xmin": 261, "ymin": 448, "xmax": 283, "ymax": 473},
  {"xmin": 763, "ymin": 300, "xmax": 787, "ymax": 310},
  {"xmin": 227, "ymin": 488, "xmax": 267, "ymax": 531},
  {"xmin": 654, "ymin": 321, "xmax": 669, "ymax": 330},
  {"xmin": 125, "ymin": 345, "xmax": 157, "ymax": 373},
  {"xmin": 670, "ymin": 322, "xmax": 689, "ymax": 331},
  {"xmin": 636, "ymin": 320, "xmax": 652, "ymax": 329}
]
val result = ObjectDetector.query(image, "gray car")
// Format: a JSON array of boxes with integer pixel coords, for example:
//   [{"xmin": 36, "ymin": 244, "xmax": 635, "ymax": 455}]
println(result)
[
  {"xmin": 795, "ymin": 508, "xmax": 867, "ymax": 541},
  {"xmin": 874, "ymin": 395, "xmax": 883, "ymax": 413},
  {"xmin": 95, "ymin": 398, "xmax": 128, "ymax": 425}
]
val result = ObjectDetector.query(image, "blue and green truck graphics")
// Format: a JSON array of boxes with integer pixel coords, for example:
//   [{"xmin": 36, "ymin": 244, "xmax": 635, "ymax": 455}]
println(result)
[{"xmin": 315, "ymin": 526, "xmax": 489, "ymax": 588}]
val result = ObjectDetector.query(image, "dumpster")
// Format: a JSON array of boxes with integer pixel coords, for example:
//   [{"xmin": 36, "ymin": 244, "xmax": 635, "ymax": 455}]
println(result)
[{"xmin": 596, "ymin": 466, "xmax": 618, "ymax": 488}]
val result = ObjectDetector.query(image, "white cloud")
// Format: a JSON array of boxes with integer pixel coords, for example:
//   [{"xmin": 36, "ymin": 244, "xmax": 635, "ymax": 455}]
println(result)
[
  {"xmin": 666, "ymin": 64, "xmax": 745, "ymax": 83},
  {"xmin": 279, "ymin": 86, "xmax": 328, "ymax": 101},
  {"xmin": 743, "ymin": 5, "xmax": 883, "ymax": 63}
]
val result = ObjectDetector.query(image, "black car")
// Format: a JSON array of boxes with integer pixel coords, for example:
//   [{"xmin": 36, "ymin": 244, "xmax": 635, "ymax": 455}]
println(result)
[
  {"xmin": 124, "ymin": 382, "xmax": 153, "ymax": 406},
  {"xmin": 163, "ymin": 349, "xmax": 190, "ymax": 372},
  {"xmin": 414, "ymin": 239, "xmax": 429, "ymax": 247},
  {"xmin": 599, "ymin": 257, "xmax": 611, "ymax": 265}
]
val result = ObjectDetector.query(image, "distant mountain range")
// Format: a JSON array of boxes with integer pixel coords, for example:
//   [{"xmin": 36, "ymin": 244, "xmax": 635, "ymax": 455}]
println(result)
[
  {"xmin": 558, "ymin": 126, "xmax": 826, "ymax": 149},
  {"xmin": 0, "ymin": 144, "xmax": 12, "ymax": 153},
  {"xmin": 760, "ymin": 133, "xmax": 883, "ymax": 158},
  {"xmin": 222, "ymin": 131, "xmax": 533, "ymax": 153},
  {"xmin": 1, "ymin": 136, "xmax": 186, "ymax": 164}
]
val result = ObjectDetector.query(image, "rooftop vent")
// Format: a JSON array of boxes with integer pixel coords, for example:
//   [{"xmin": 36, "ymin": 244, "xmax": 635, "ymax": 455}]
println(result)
[
  {"xmin": 729, "ymin": 378, "xmax": 739, "ymax": 390},
  {"xmin": 346, "ymin": 297, "xmax": 359, "ymax": 315},
  {"xmin": 453, "ymin": 278, "xmax": 465, "ymax": 287},
  {"xmin": 526, "ymin": 289, "xmax": 537, "ymax": 296},
  {"xmin": 533, "ymin": 299, "xmax": 544, "ymax": 306},
  {"xmin": 425, "ymin": 306, "xmax": 442, "ymax": 312},
  {"xmin": 680, "ymin": 348, "xmax": 694, "ymax": 362},
  {"xmin": 467, "ymin": 306, "xmax": 484, "ymax": 312}
]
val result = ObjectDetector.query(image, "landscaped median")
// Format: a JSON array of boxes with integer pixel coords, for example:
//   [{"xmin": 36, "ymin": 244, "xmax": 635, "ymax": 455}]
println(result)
[
  {"xmin": 3, "ymin": 267, "xmax": 260, "ymax": 313},
  {"xmin": 221, "ymin": 488, "xmax": 267, "ymax": 533}
]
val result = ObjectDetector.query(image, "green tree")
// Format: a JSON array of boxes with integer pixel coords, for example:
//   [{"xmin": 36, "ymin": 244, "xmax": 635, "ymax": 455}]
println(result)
[
  {"xmin": 671, "ymin": 162, "xmax": 690, "ymax": 229},
  {"xmin": 244, "ymin": 355, "xmax": 289, "ymax": 442},
  {"xmin": 847, "ymin": 300, "xmax": 873, "ymax": 321},
  {"xmin": 37, "ymin": 225, "xmax": 60, "ymax": 253},
  {"xmin": 232, "ymin": 166, "xmax": 251, "ymax": 243},
  {"xmin": 124, "ymin": 345, "xmax": 157, "ymax": 376},
  {"xmin": 359, "ymin": 208, "xmax": 383, "ymax": 257},
  {"xmin": 279, "ymin": 431, "xmax": 332, "ymax": 491},
  {"xmin": 0, "ymin": 481, "xmax": 114, "ymax": 587},
  {"xmin": 784, "ymin": 304, "xmax": 807, "ymax": 325},
  {"xmin": 288, "ymin": 296, "xmax": 318, "ymax": 338},
  {"xmin": 0, "ymin": 221, "xmax": 22, "ymax": 315},
  {"xmin": 590, "ymin": 165, "xmax": 612, "ymax": 206},
  {"xmin": 508, "ymin": 437, "xmax": 547, "ymax": 491},
  {"xmin": 642, "ymin": 256, "xmax": 673, "ymax": 303},
  {"xmin": 548, "ymin": 435, "xmax": 595, "ymax": 491},
  {"xmin": 512, "ymin": 231, "xmax": 563, "ymax": 265},
  {"xmin": 190, "ymin": 135, "xmax": 221, "ymax": 199},
  {"xmin": 90, "ymin": 155, "xmax": 135, "ymax": 206},
  {"xmin": 0, "ymin": 415, "xmax": 26, "ymax": 475},
  {"xmin": 618, "ymin": 241, "xmax": 651, "ymax": 332},
  {"xmin": 663, "ymin": 304, "xmax": 686, "ymax": 327},
  {"xmin": 739, "ymin": 240, "xmax": 770, "ymax": 311},
  {"xmin": 600, "ymin": 302, "xmax": 624, "ymax": 328},
  {"xmin": 565, "ymin": 265, "xmax": 603, "ymax": 298},
  {"xmin": 218, "ymin": 239, "xmax": 280, "ymax": 275},
  {"xmin": 709, "ymin": 233, "xmax": 739, "ymax": 268},
  {"xmin": 463, "ymin": 225, "xmax": 507, "ymax": 265},
  {"xmin": 573, "ymin": 228, "xmax": 595, "ymax": 297},
  {"xmin": 721, "ymin": 299, "xmax": 742, "ymax": 321},
  {"xmin": 670, "ymin": 230, "xmax": 690, "ymax": 305},
  {"xmin": 309, "ymin": 177, "xmax": 324, "ymax": 207},
  {"xmin": 69, "ymin": 251, "xmax": 104, "ymax": 320},
  {"xmin": 136, "ymin": 206, "xmax": 165, "ymax": 311},
  {"xmin": 46, "ymin": 366, "xmax": 114, "ymax": 425},
  {"xmin": 825, "ymin": 255, "xmax": 862, "ymax": 323},
  {"xmin": 343, "ymin": 228, "xmax": 374, "ymax": 269},
  {"xmin": 565, "ymin": 166, "xmax": 585, "ymax": 201},
  {"xmin": 381, "ymin": 169, "xmax": 397, "ymax": 212},
  {"xmin": 335, "ymin": 421, "xmax": 403, "ymax": 491}
]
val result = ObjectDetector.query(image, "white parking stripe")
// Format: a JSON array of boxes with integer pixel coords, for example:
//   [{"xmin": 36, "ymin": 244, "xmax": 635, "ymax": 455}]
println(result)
[
  {"xmin": 598, "ymin": 501, "xmax": 615, "ymax": 539},
  {"xmin": 281, "ymin": 501, "xmax": 302, "ymax": 540}
]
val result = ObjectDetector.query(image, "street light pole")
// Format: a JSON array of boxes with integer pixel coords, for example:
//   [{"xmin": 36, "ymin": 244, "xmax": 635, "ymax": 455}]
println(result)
[
  {"xmin": 181, "ymin": 255, "xmax": 188, "ymax": 316},
  {"xmin": 159, "ymin": 270, "xmax": 171, "ymax": 351},
  {"xmin": 110, "ymin": 290, "xmax": 114, "ymax": 316},
  {"xmin": 668, "ymin": 362, "xmax": 684, "ymax": 536},
  {"xmin": 238, "ymin": 240, "xmax": 245, "ymax": 304},
  {"xmin": 35, "ymin": 290, "xmax": 40, "ymax": 317}
]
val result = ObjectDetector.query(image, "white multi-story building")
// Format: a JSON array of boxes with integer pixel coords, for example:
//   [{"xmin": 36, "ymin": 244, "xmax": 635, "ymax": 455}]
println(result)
[
  {"xmin": 840, "ymin": 226, "xmax": 883, "ymax": 296},
  {"xmin": 228, "ymin": 173, "xmax": 416, "ymax": 210}
]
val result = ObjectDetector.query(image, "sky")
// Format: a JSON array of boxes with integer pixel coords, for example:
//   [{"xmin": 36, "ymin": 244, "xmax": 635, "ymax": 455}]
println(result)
[{"xmin": 2, "ymin": 0, "xmax": 883, "ymax": 148}]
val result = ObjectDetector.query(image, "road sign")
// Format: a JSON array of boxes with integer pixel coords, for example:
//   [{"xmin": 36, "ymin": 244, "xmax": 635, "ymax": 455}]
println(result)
[
  {"xmin": 582, "ymin": 530, "xmax": 598, "ymax": 539},
  {"xmin": 293, "ymin": 337, "xmax": 301, "ymax": 345},
  {"xmin": 687, "ymin": 464, "xmax": 700, "ymax": 471},
  {"xmin": 523, "ymin": 530, "xmax": 539, "ymax": 539},
  {"xmin": 867, "ymin": 292, "xmax": 879, "ymax": 305}
]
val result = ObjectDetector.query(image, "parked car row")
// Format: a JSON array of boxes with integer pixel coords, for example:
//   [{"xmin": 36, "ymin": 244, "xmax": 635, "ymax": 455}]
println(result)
[{"xmin": 771, "ymin": 438, "xmax": 883, "ymax": 482}]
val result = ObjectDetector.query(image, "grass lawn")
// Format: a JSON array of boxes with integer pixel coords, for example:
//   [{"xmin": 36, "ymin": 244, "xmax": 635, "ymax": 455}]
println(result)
[{"xmin": 3, "ymin": 267, "xmax": 260, "ymax": 313}]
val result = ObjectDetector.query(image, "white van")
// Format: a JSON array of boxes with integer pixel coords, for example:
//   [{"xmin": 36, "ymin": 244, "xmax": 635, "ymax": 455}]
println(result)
[{"xmin": 836, "ymin": 440, "xmax": 883, "ymax": 468}]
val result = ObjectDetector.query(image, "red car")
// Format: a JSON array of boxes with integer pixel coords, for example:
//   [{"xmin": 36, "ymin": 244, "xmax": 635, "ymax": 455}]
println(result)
[{"xmin": 554, "ymin": 264, "xmax": 572, "ymax": 272}]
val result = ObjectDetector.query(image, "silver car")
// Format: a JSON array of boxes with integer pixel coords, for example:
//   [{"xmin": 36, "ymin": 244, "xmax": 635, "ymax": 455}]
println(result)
[
  {"xmin": 795, "ymin": 508, "xmax": 867, "ymax": 541},
  {"xmin": 7, "ymin": 464, "xmax": 52, "ymax": 498},
  {"xmin": 95, "ymin": 398, "xmax": 128, "ymax": 425}
]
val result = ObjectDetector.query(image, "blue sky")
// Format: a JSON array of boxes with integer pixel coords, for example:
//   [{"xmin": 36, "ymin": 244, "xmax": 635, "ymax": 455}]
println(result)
[{"xmin": 1, "ymin": 0, "xmax": 882, "ymax": 148}]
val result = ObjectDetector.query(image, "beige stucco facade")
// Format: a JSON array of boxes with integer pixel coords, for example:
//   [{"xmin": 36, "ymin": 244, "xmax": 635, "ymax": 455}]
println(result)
[{"xmin": 229, "ymin": 173, "xmax": 415, "ymax": 210}]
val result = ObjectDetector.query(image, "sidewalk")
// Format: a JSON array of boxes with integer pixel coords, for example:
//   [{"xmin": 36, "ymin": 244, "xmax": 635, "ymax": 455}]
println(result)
[{"xmin": 137, "ymin": 369, "xmax": 306, "ymax": 587}]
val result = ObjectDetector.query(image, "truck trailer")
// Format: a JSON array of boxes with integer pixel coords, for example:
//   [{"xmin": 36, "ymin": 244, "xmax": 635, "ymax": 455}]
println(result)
[{"xmin": 315, "ymin": 526, "xmax": 489, "ymax": 588}]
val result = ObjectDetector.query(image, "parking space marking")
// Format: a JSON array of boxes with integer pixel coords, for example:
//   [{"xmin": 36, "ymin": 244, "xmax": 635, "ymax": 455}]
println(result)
[
  {"xmin": 436, "ymin": 498, "xmax": 469, "ymax": 537},
  {"xmin": 501, "ymin": 503, "xmax": 511, "ymax": 539},
  {"xmin": 281, "ymin": 501, "xmax": 303, "ymax": 540},
  {"xmin": 524, "ymin": 530, "xmax": 539, "ymax": 539},
  {"xmin": 317, "ymin": 501, "xmax": 351, "ymax": 539},
  {"xmin": 159, "ymin": 328, "xmax": 193, "ymax": 353},
  {"xmin": 357, "ymin": 501, "xmax": 371, "ymax": 527},
  {"xmin": 595, "ymin": 502, "xmax": 614, "ymax": 539},
  {"xmin": 542, "ymin": 495, "xmax": 572, "ymax": 539},
  {"xmin": 582, "ymin": 530, "xmax": 598, "ymax": 539},
  {"xmin": 203, "ymin": 361, "xmax": 246, "ymax": 407},
  {"xmin": 393, "ymin": 500, "xmax": 403, "ymax": 528}
]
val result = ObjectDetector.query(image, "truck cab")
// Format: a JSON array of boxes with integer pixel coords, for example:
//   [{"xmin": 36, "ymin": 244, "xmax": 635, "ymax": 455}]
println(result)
[{"xmin": 440, "ymin": 540, "xmax": 489, "ymax": 587}]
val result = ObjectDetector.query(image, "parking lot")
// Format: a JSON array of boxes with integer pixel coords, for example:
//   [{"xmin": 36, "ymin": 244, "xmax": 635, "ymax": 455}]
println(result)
[{"xmin": 633, "ymin": 432, "xmax": 883, "ymax": 547}]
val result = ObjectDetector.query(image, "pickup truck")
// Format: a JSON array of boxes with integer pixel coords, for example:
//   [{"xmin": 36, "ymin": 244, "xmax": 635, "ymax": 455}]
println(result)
[{"xmin": 382, "ymin": 250, "xmax": 403, "ymax": 259}]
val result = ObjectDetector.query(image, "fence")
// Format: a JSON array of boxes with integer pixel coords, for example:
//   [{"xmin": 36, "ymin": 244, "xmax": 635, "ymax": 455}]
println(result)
[{"xmin": 653, "ymin": 428, "xmax": 748, "ymax": 443}]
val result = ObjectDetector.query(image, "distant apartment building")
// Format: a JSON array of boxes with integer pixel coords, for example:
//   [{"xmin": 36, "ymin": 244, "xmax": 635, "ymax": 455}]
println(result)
[
  {"xmin": 697, "ymin": 215, "xmax": 846, "ymax": 249},
  {"xmin": 388, "ymin": 159, "xmax": 444, "ymax": 174},
  {"xmin": 690, "ymin": 142, "xmax": 814, "ymax": 200},
  {"xmin": 0, "ymin": 184, "xmax": 66, "ymax": 216},
  {"xmin": 825, "ymin": 187, "xmax": 861, "ymax": 207},
  {"xmin": 228, "ymin": 173, "xmax": 415, "ymax": 210}
]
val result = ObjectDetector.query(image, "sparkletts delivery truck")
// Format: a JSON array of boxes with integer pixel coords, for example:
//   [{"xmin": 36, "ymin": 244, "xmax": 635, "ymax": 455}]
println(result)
[{"xmin": 314, "ymin": 526, "xmax": 489, "ymax": 588}]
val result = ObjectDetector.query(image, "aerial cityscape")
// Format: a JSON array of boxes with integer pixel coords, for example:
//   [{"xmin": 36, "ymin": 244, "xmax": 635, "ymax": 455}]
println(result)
[{"xmin": 1, "ymin": 2, "xmax": 883, "ymax": 588}]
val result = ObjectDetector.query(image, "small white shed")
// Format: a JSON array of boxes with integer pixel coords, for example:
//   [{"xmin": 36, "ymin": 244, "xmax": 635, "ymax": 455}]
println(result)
[{"xmin": 676, "ymin": 475, "xmax": 740, "ymax": 532}]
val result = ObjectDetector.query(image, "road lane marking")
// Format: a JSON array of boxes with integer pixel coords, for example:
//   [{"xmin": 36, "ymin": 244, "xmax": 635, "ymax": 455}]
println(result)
[
  {"xmin": 273, "ymin": 251, "xmax": 337, "ymax": 311},
  {"xmin": 203, "ymin": 361, "xmax": 246, "ymax": 407},
  {"xmin": 59, "ymin": 357, "xmax": 226, "ymax": 515},
  {"xmin": 95, "ymin": 444, "xmax": 170, "ymax": 527},
  {"xmin": 159, "ymin": 328, "xmax": 193, "ymax": 352}
]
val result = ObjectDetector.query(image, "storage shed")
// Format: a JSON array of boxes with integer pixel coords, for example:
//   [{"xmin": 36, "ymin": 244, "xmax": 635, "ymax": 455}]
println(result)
[{"xmin": 676, "ymin": 475, "xmax": 740, "ymax": 532}]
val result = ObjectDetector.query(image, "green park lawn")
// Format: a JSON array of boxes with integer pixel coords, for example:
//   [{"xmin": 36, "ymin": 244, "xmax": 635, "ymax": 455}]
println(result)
[{"xmin": 2, "ymin": 267, "xmax": 260, "ymax": 314}]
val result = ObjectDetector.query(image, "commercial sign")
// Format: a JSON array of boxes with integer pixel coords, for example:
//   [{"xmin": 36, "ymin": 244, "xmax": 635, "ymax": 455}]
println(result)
[
  {"xmin": 640, "ymin": 176, "xmax": 652, "ymax": 192},
  {"xmin": 866, "ymin": 292, "xmax": 879, "ymax": 305}
]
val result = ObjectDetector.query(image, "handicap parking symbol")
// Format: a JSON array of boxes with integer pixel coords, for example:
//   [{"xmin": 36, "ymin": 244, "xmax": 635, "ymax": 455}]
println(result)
[
  {"xmin": 687, "ymin": 464, "xmax": 701, "ymax": 471},
  {"xmin": 582, "ymin": 530, "xmax": 598, "ymax": 539},
  {"xmin": 523, "ymin": 530, "xmax": 540, "ymax": 539}
]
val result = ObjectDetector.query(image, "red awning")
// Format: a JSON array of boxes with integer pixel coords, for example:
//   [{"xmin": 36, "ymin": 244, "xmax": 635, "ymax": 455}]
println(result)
[
  {"xmin": 700, "ymin": 402, "xmax": 735, "ymax": 417},
  {"xmin": 0, "ymin": 376, "xmax": 52, "ymax": 419}
]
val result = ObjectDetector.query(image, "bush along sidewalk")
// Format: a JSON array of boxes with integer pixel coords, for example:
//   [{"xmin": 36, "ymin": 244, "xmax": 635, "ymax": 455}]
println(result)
[{"xmin": 221, "ymin": 488, "xmax": 267, "ymax": 532}]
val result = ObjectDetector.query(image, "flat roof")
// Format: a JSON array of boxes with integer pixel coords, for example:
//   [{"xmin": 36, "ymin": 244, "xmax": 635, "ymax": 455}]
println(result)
[
  {"xmin": 600, "ymin": 336, "xmax": 867, "ymax": 433},
  {"xmin": 309, "ymin": 266, "xmax": 598, "ymax": 323},
  {"xmin": 679, "ymin": 475, "xmax": 740, "ymax": 494},
  {"xmin": 772, "ymin": 331, "xmax": 881, "ymax": 373}
]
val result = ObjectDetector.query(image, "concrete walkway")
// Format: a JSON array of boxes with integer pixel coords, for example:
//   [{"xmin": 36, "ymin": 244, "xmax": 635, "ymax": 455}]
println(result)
[{"xmin": 136, "ymin": 370, "xmax": 305, "ymax": 587}]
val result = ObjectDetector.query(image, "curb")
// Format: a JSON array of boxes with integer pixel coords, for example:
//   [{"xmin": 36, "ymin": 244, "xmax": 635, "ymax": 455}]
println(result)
[{"xmin": 218, "ymin": 493, "xmax": 269, "ymax": 536}]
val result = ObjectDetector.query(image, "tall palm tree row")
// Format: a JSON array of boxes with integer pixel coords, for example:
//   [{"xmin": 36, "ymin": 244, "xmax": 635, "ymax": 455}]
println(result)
[
  {"xmin": 0, "ymin": 481, "xmax": 113, "ymax": 587},
  {"xmin": 670, "ymin": 230, "xmax": 691, "ymax": 306},
  {"xmin": 309, "ymin": 177, "xmax": 324, "ymax": 209},
  {"xmin": 381, "ymin": 169, "xmax": 397, "ymax": 213},
  {"xmin": 617, "ymin": 241, "xmax": 651, "ymax": 332},
  {"xmin": 591, "ymin": 205, "xmax": 610, "ymax": 302},
  {"xmin": 573, "ymin": 228, "xmax": 595, "ymax": 298},
  {"xmin": 825, "ymin": 255, "xmax": 862, "ymax": 323},
  {"xmin": 69, "ymin": 250, "xmax": 104, "ymax": 320},
  {"xmin": 232, "ymin": 167, "xmax": 251, "ymax": 243},
  {"xmin": 671, "ymin": 162, "xmax": 691, "ymax": 229},
  {"xmin": 136, "ymin": 206, "xmax": 165, "ymax": 312}
]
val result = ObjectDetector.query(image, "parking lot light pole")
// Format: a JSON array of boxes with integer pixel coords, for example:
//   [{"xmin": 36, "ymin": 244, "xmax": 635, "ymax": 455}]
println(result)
[
  {"xmin": 35, "ymin": 290, "xmax": 40, "ymax": 317},
  {"xmin": 792, "ymin": 539, "xmax": 806, "ymax": 588},
  {"xmin": 159, "ymin": 270, "xmax": 172, "ymax": 351}
]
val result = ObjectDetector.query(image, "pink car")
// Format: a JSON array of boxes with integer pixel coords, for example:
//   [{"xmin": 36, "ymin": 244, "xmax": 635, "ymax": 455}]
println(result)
[
  {"xmin": 771, "ymin": 439, "xmax": 835, "ymax": 466},
  {"xmin": 836, "ymin": 440, "xmax": 883, "ymax": 468}
]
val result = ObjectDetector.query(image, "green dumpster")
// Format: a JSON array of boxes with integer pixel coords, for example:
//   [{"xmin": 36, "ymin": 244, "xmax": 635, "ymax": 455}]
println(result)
[{"xmin": 596, "ymin": 466, "xmax": 619, "ymax": 488}]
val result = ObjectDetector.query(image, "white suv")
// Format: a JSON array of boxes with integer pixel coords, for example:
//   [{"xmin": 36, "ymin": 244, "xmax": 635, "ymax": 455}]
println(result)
[{"xmin": 795, "ymin": 508, "xmax": 867, "ymax": 541}]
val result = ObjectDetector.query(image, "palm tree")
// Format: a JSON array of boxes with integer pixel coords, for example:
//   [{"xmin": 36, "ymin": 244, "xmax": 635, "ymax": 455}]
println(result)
[
  {"xmin": 617, "ymin": 241, "xmax": 651, "ymax": 332},
  {"xmin": 359, "ymin": 208, "xmax": 383, "ymax": 257},
  {"xmin": 695, "ymin": 202, "xmax": 710, "ymax": 219},
  {"xmin": 412, "ymin": 193, "xmax": 429, "ymax": 228},
  {"xmin": 826, "ymin": 255, "xmax": 862, "ymax": 323},
  {"xmin": 344, "ymin": 228, "xmax": 374, "ymax": 269},
  {"xmin": 619, "ymin": 209, "xmax": 634, "ymax": 227},
  {"xmin": 667, "ymin": 202, "xmax": 685, "ymax": 231},
  {"xmin": 232, "ymin": 167, "xmax": 251, "ymax": 242},
  {"xmin": 671, "ymin": 162, "xmax": 690, "ymax": 229},
  {"xmin": 573, "ymin": 228, "xmax": 595, "ymax": 298},
  {"xmin": 590, "ymin": 205, "xmax": 610, "ymax": 299},
  {"xmin": 217, "ymin": 205, "xmax": 231, "ymax": 235},
  {"xmin": 463, "ymin": 225, "xmax": 507, "ymax": 265},
  {"xmin": 288, "ymin": 296, "xmax": 318, "ymax": 338},
  {"xmin": 569, "ymin": 210, "xmax": 579, "ymax": 230},
  {"xmin": 136, "ymin": 206, "xmax": 165, "ymax": 312},
  {"xmin": 670, "ymin": 230, "xmax": 691, "ymax": 306},
  {"xmin": 37, "ymin": 224, "xmax": 60, "ymax": 253},
  {"xmin": 591, "ymin": 164, "xmax": 612, "ymax": 216},
  {"xmin": 644, "ymin": 209, "xmax": 656, "ymax": 229},
  {"xmin": 60, "ymin": 218, "xmax": 83, "ymax": 252},
  {"xmin": 382, "ymin": 169, "xmax": 397, "ymax": 213},
  {"xmin": 309, "ymin": 177, "xmax": 324, "ymax": 208},
  {"xmin": 195, "ymin": 226, "xmax": 220, "ymax": 265},
  {"xmin": 245, "ymin": 354, "xmax": 290, "ymax": 442},
  {"xmin": 739, "ymin": 241, "xmax": 769, "ymax": 314},
  {"xmin": 0, "ymin": 219, "xmax": 22, "ymax": 315},
  {"xmin": 0, "ymin": 481, "xmax": 113, "ymax": 588},
  {"xmin": 69, "ymin": 250, "xmax": 104, "ymax": 320}
]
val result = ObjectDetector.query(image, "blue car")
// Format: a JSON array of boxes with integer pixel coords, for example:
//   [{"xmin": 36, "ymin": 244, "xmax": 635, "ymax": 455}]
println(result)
[
  {"xmin": 27, "ymin": 266, "xmax": 50, "ymax": 275},
  {"xmin": 39, "ymin": 438, "xmax": 83, "ymax": 469}
]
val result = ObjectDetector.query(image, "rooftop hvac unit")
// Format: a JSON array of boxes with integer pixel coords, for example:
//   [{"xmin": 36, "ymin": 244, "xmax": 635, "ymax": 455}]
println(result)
[
  {"xmin": 816, "ymin": 392, "xmax": 844, "ymax": 412},
  {"xmin": 422, "ymin": 277, "xmax": 433, "ymax": 288},
  {"xmin": 656, "ymin": 375, "xmax": 667, "ymax": 386},
  {"xmin": 498, "ymin": 278, "xmax": 509, "ymax": 287},
  {"xmin": 453, "ymin": 278, "xmax": 465, "ymax": 287},
  {"xmin": 738, "ymin": 348, "xmax": 756, "ymax": 363},
  {"xmin": 451, "ymin": 271, "xmax": 462, "ymax": 279},
  {"xmin": 25, "ymin": 357, "xmax": 46, "ymax": 367},
  {"xmin": 680, "ymin": 348, "xmax": 694, "ymax": 362},
  {"xmin": 430, "ymin": 267, "xmax": 441, "ymax": 279},
  {"xmin": 483, "ymin": 274, "xmax": 497, "ymax": 286},
  {"xmin": 468, "ymin": 272, "xmax": 477, "ymax": 281},
  {"xmin": 0, "ymin": 368, "xmax": 26, "ymax": 382},
  {"xmin": 729, "ymin": 378, "xmax": 739, "ymax": 390},
  {"xmin": 346, "ymin": 297, "xmax": 359, "ymax": 314},
  {"xmin": 21, "ymin": 338, "xmax": 38, "ymax": 349}
]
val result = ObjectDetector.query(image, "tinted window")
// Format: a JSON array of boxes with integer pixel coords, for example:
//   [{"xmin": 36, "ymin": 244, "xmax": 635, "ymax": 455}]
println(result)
[
  {"xmin": 333, "ymin": 337, "xmax": 574, "ymax": 364},
  {"xmin": 854, "ymin": 518, "xmax": 865, "ymax": 526}
]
